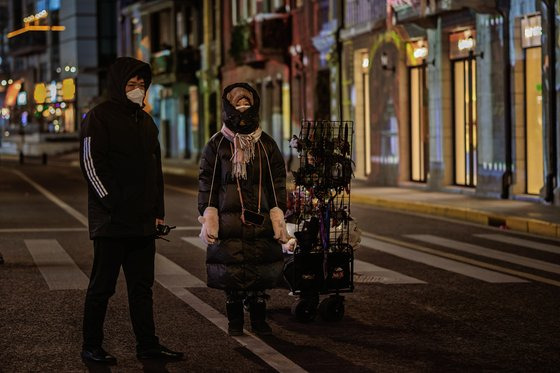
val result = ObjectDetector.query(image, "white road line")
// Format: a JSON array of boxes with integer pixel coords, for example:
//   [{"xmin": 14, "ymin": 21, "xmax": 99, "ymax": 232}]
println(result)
[
  {"xmin": 353, "ymin": 259, "xmax": 426, "ymax": 284},
  {"xmin": 182, "ymin": 236, "xmax": 206, "ymax": 250},
  {"xmin": 0, "ymin": 228, "xmax": 88, "ymax": 233},
  {"xmin": 167, "ymin": 287, "xmax": 307, "ymax": 373},
  {"xmin": 154, "ymin": 253, "xmax": 206, "ymax": 288},
  {"xmin": 12, "ymin": 170, "xmax": 88, "ymax": 226},
  {"xmin": 24, "ymin": 239, "xmax": 89, "ymax": 290},
  {"xmin": 360, "ymin": 236, "xmax": 526, "ymax": 283},
  {"xmin": 407, "ymin": 234, "xmax": 560, "ymax": 275},
  {"xmin": 160, "ymin": 239, "xmax": 307, "ymax": 373},
  {"xmin": 475, "ymin": 234, "xmax": 560, "ymax": 255},
  {"xmin": 182, "ymin": 237, "xmax": 426, "ymax": 285}
]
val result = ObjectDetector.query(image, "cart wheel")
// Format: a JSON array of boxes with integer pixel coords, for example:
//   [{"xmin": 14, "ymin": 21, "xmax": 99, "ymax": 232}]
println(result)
[
  {"xmin": 319, "ymin": 296, "xmax": 345, "ymax": 322},
  {"xmin": 291, "ymin": 298, "xmax": 317, "ymax": 323}
]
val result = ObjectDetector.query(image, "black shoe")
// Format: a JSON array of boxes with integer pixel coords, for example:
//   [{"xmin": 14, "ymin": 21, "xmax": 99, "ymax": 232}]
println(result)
[
  {"xmin": 251, "ymin": 321, "xmax": 272, "ymax": 336},
  {"xmin": 81, "ymin": 347, "xmax": 117, "ymax": 365},
  {"xmin": 226, "ymin": 300, "xmax": 244, "ymax": 336},
  {"xmin": 137, "ymin": 345, "xmax": 184, "ymax": 360},
  {"xmin": 228, "ymin": 322, "xmax": 244, "ymax": 336},
  {"xmin": 249, "ymin": 299, "xmax": 272, "ymax": 336}
]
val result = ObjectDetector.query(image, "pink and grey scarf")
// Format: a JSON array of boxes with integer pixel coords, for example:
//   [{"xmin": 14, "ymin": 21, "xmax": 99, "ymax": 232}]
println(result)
[{"xmin": 221, "ymin": 125, "xmax": 263, "ymax": 179}]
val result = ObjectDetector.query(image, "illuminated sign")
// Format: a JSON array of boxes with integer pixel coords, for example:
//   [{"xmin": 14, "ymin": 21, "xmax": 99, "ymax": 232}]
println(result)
[
  {"xmin": 458, "ymin": 38, "xmax": 475, "ymax": 51},
  {"xmin": 449, "ymin": 29, "xmax": 476, "ymax": 60},
  {"xmin": 23, "ymin": 10, "xmax": 48, "ymax": 24},
  {"xmin": 34, "ymin": 83, "xmax": 47, "ymax": 103},
  {"xmin": 413, "ymin": 47, "xmax": 428, "ymax": 59},
  {"xmin": 62, "ymin": 79, "xmax": 76, "ymax": 101},
  {"xmin": 7, "ymin": 9, "xmax": 66, "ymax": 38},
  {"xmin": 406, "ymin": 39, "xmax": 428, "ymax": 66},
  {"xmin": 33, "ymin": 79, "xmax": 75, "ymax": 104},
  {"xmin": 521, "ymin": 15, "xmax": 542, "ymax": 48},
  {"xmin": 17, "ymin": 92, "xmax": 28, "ymax": 106}
]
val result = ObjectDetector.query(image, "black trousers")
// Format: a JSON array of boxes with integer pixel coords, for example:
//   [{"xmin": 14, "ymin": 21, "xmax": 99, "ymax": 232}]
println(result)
[{"xmin": 83, "ymin": 236, "xmax": 159, "ymax": 351}]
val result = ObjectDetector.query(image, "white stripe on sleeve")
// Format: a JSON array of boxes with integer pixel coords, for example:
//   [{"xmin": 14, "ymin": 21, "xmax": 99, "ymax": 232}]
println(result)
[{"xmin": 83, "ymin": 137, "xmax": 107, "ymax": 197}]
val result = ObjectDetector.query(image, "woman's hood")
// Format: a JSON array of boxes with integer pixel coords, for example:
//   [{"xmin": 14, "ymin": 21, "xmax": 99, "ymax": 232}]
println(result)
[{"xmin": 222, "ymin": 82, "xmax": 260, "ymax": 134}]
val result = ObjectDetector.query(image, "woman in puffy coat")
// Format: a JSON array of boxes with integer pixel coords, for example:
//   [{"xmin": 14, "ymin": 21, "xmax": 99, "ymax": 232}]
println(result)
[{"xmin": 197, "ymin": 83, "xmax": 289, "ymax": 336}]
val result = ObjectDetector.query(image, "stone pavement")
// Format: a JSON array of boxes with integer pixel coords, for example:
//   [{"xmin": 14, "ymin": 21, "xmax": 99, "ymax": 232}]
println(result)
[{"xmin": 163, "ymin": 159, "xmax": 560, "ymax": 239}]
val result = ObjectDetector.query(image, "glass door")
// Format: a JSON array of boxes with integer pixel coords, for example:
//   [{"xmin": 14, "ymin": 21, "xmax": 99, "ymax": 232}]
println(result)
[
  {"xmin": 525, "ymin": 46, "xmax": 544, "ymax": 195},
  {"xmin": 453, "ymin": 58, "xmax": 477, "ymax": 187},
  {"xmin": 409, "ymin": 65, "xmax": 428, "ymax": 182}
]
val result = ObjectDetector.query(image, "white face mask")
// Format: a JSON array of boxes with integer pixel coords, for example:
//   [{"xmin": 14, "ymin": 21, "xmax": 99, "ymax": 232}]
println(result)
[
  {"xmin": 235, "ymin": 104, "xmax": 251, "ymax": 112},
  {"xmin": 126, "ymin": 88, "xmax": 145, "ymax": 106}
]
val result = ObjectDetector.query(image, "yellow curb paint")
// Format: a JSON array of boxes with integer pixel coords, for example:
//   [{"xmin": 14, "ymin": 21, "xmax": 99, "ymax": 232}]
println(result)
[
  {"xmin": 445, "ymin": 207, "xmax": 467, "ymax": 220},
  {"xmin": 506, "ymin": 217, "xmax": 529, "ymax": 232},
  {"xmin": 528, "ymin": 220, "xmax": 557, "ymax": 237},
  {"xmin": 334, "ymin": 193, "xmax": 560, "ymax": 239},
  {"xmin": 466, "ymin": 211, "xmax": 488, "ymax": 225}
]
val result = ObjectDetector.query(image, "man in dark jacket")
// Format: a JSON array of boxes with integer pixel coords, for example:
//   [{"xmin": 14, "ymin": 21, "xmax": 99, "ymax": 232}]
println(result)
[
  {"xmin": 79, "ymin": 57, "xmax": 182, "ymax": 364},
  {"xmin": 198, "ymin": 83, "xmax": 289, "ymax": 337}
]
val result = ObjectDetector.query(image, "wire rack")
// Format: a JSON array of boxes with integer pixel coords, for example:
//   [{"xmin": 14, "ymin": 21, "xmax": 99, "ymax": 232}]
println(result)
[{"xmin": 290, "ymin": 120, "xmax": 355, "ymax": 294}]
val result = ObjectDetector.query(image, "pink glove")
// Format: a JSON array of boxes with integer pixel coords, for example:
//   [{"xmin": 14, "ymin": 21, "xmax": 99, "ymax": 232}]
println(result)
[
  {"xmin": 198, "ymin": 207, "xmax": 219, "ymax": 245},
  {"xmin": 269, "ymin": 207, "xmax": 289, "ymax": 244}
]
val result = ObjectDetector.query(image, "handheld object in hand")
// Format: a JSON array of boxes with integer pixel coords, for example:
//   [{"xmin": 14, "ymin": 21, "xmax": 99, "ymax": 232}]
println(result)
[
  {"xmin": 156, "ymin": 224, "xmax": 176, "ymax": 236},
  {"xmin": 241, "ymin": 209, "xmax": 265, "ymax": 226}
]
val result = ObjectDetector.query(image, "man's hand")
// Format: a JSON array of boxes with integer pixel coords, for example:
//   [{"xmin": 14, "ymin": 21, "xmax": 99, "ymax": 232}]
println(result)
[{"xmin": 156, "ymin": 218, "xmax": 164, "ymax": 226}]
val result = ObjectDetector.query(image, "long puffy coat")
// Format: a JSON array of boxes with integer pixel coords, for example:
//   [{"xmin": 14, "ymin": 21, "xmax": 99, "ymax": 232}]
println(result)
[{"xmin": 198, "ymin": 86, "xmax": 286, "ymax": 291}]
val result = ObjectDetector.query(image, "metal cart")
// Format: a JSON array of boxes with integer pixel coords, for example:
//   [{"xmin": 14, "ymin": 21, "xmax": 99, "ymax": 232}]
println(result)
[{"xmin": 286, "ymin": 120, "xmax": 355, "ymax": 322}]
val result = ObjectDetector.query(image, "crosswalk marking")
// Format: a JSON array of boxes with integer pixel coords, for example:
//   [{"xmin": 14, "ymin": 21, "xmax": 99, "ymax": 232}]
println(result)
[
  {"xmin": 162, "ymin": 239, "xmax": 307, "ymax": 372},
  {"xmin": 360, "ymin": 236, "xmax": 526, "ymax": 283},
  {"xmin": 182, "ymin": 236, "xmax": 423, "ymax": 285},
  {"xmin": 353, "ymin": 259, "xmax": 426, "ymax": 284},
  {"xmin": 474, "ymin": 234, "xmax": 560, "ymax": 255},
  {"xmin": 407, "ymin": 235, "xmax": 560, "ymax": 275},
  {"xmin": 164, "ymin": 287, "xmax": 307, "ymax": 373},
  {"xmin": 24, "ymin": 239, "xmax": 89, "ymax": 290},
  {"xmin": 154, "ymin": 253, "xmax": 206, "ymax": 288}
]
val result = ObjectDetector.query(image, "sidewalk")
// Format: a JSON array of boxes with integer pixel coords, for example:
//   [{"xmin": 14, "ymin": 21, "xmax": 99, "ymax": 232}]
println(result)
[{"xmin": 163, "ymin": 159, "xmax": 560, "ymax": 239}]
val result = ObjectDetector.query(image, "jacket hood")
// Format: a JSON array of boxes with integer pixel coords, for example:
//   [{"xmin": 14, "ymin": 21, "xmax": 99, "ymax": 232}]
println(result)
[
  {"xmin": 107, "ymin": 57, "xmax": 152, "ymax": 108},
  {"xmin": 222, "ymin": 82, "xmax": 260, "ymax": 134}
]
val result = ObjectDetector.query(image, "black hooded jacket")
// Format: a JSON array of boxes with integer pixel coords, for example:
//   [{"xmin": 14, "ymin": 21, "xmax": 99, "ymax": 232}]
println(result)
[
  {"xmin": 198, "ymin": 83, "xmax": 286, "ymax": 290},
  {"xmin": 80, "ymin": 57, "xmax": 164, "ymax": 239}
]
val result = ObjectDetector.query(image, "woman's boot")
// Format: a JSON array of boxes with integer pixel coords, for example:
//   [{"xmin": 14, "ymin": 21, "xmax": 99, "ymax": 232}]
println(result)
[
  {"xmin": 226, "ymin": 300, "xmax": 244, "ymax": 336},
  {"xmin": 249, "ymin": 297, "xmax": 272, "ymax": 336}
]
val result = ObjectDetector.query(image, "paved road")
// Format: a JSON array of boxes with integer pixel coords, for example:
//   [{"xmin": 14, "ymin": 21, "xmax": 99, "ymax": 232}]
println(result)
[{"xmin": 1, "ymin": 160, "xmax": 559, "ymax": 372}]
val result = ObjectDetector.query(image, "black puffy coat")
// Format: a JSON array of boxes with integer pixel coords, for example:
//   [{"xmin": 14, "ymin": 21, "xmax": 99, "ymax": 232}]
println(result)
[
  {"xmin": 79, "ymin": 57, "xmax": 164, "ymax": 239},
  {"xmin": 198, "ymin": 85, "xmax": 286, "ymax": 291}
]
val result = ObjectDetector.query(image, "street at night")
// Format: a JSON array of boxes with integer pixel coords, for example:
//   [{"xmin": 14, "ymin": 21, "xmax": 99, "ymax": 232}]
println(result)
[
  {"xmin": 2, "ymin": 0, "xmax": 560, "ymax": 371},
  {"xmin": 1, "ymin": 158, "xmax": 559, "ymax": 372}
]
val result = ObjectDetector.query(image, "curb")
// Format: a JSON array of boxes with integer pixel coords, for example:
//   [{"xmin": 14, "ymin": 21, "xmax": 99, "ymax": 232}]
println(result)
[
  {"xmin": 161, "ymin": 164, "xmax": 560, "ymax": 240},
  {"xmin": 351, "ymin": 194, "xmax": 560, "ymax": 239}
]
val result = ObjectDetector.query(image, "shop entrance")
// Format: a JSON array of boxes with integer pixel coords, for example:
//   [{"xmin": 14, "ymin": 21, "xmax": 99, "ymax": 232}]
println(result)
[
  {"xmin": 524, "ymin": 46, "xmax": 544, "ymax": 195},
  {"xmin": 409, "ymin": 64, "xmax": 428, "ymax": 182},
  {"xmin": 452, "ymin": 57, "xmax": 477, "ymax": 187}
]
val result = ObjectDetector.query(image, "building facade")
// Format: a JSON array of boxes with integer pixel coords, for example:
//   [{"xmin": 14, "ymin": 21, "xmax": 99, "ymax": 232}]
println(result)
[
  {"xmin": 340, "ymin": 0, "xmax": 560, "ymax": 205},
  {"xmin": 118, "ymin": 0, "xmax": 203, "ymax": 160},
  {"xmin": 1, "ymin": 0, "xmax": 116, "ymax": 141}
]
